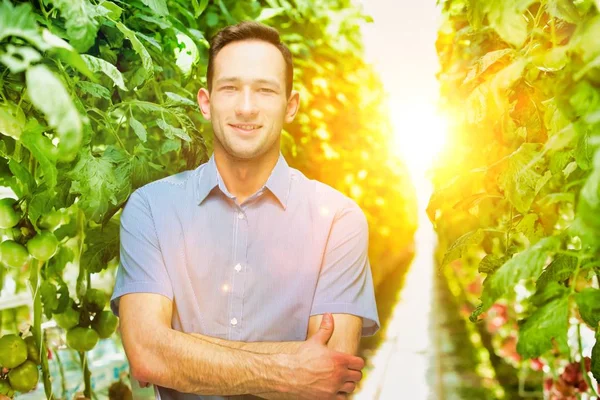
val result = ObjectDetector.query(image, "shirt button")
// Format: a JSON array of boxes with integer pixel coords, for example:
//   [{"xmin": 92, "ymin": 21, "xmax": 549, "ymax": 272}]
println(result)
[
  {"xmin": 230, "ymin": 318, "xmax": 238, "ymax": 326},
  {"xmin": 234, "ymin": 263, "xmax": 242, "ymax": 272},
  {"xmin": 237, "ymin": 212, "xmax": 245, "ymax": 219}
]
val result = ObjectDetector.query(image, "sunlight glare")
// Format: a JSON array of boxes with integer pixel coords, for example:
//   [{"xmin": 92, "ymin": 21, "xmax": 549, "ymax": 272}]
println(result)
[{"xmin": 390, "ymin": 99, "xmax": 448, "ymax": 180}]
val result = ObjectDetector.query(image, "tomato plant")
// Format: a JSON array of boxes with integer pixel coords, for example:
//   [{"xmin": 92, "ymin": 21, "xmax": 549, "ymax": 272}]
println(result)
[
  {"xmin": 0, "ymin": 0, "xmax": 415, "ymax": 398},
  {"xmin": 433, "ymin": 0, "xmax": 600, "ymax": 397}
]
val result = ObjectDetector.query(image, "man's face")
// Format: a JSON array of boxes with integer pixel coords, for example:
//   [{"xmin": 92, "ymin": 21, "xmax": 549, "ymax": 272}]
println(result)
[{"xmin": 198, "ymin": 40, "xmax": 299, "ymax": 160}]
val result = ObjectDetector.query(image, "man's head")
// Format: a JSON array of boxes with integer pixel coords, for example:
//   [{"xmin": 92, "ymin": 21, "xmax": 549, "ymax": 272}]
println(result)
[{"xmin": 198, "ymin": 21, "xmax": 300, "ymax": 161}]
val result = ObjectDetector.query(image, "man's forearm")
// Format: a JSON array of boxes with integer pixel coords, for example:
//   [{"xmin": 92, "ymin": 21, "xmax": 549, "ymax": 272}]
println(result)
[
  {"xmin": 190, "ymin": 333, "xmax": 303, "ymax": 354},
  {"xmin": 187, "ymin": 333, "xmax": 304, "ymax": 399},
  {"xmin": 133, "ymin": 326, "xmax": 294, "ymax": 396}
]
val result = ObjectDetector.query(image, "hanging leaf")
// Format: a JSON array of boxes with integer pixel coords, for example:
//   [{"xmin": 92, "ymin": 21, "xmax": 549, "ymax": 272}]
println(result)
[
  {"xmin": 140, "ymin": 0, "xmax": 169, "ymax": 16},
  {"xmin": 516, "ymin": 295, "xmax": 569, "ymax": 358},
  {"xmin": 81, "ymin": 55, "xmax": 128, "ymax": 91},
  {"xmin": 129, "ymin": 116, "xmax": 148, "ymax": 142},
  {"xmin": 51, "ymin": 0, "xmax": 100, "ymax": 53},
  {"xmin": 25, "ymin": 65, "xmax": 83, "ymax": 161}
]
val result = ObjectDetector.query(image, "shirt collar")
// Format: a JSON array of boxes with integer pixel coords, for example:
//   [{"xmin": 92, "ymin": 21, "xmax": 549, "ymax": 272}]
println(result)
[{"xmin": 196, "ymin": 153, "xmax": 291, "ymax": 209}]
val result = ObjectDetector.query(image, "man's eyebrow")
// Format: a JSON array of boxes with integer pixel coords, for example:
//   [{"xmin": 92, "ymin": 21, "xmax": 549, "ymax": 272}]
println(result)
[{"xmin": 215, "ymin": 77, "xmax": 281, "ymax": 88}]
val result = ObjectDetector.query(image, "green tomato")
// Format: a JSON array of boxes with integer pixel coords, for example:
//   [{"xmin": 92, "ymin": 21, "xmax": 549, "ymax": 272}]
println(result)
[
  {"xmin": 24, "ymin": 336, "xmax": 40, "ymax": 365},
  {"xmin": 0, "ymin": 198, "xmax": 20, "ymax": 229},
  {"xmin": 8, "ymin": 360, "xmax": 39, "ymax": 393},
  {"xmin": 26, "ymin": 232, "xmax": 58, "ymax": 261},
  {"xmin": 37, "ymin": 210, "xmax": 63, "ymax": 231},
  {"xmin": 0, "ymin": 240, "xmax": 30, "ymax": 269},
  {"xmin": 0, "ymin": 334, "xmax": 27, "ymax": 369},
  {"xmin": 0, "ymin": 379, "xmax": 14, "ymax": 397},
  {"xmin": 91, "ymin": 311, "xmax": 118, "ymax": 339},
  {"xmin": 53, "ymin": 306, "xmax": 81, "ymax": 330},
  {"xmin": 85, "ymin": 289, "xmax": 107, "ymax": 312},
  {"xmin": 66, "ymin": 327, "xmax": 99, "ymax": 352}
]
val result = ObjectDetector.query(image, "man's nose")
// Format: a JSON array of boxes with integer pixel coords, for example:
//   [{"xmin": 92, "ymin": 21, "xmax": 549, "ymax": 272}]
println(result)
[{"xmin": 234, "ymin": 88, "xmax": 258, "ymax": 117}]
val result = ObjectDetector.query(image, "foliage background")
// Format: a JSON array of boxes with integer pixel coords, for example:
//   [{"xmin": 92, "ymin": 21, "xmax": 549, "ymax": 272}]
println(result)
[
  {"xmin": 431, "ymin": 0, "xmax": 600, "ymax": 398},
  {"xmin": 0, "ymin": 0, "xmax": 417, "ymax": 398}
]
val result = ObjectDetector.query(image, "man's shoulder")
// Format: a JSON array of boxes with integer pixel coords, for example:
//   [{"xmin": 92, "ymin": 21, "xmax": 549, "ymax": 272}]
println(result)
[
  {"xmin": 130, "ymin": 164, "xmax": 205, "ymax": 205},
  {"xmin": 291, "ymin": 168, "xmax": 363, "ymax": 216},
  {"xmin": 137, "ymin": 164, "xmax": 205, "ymax": 197}
]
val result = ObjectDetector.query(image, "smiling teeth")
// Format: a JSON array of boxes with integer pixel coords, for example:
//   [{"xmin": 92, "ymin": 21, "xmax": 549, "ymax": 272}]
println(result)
[{"xmin": 234, "ymin": 125, "xmax": 260, "ymax": 130}]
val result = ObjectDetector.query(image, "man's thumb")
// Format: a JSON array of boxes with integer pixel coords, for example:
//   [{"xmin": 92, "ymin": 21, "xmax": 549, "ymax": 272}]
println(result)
[{"xmin": 312, "ymin": 313, "xmax": 334, "ymax": 344}]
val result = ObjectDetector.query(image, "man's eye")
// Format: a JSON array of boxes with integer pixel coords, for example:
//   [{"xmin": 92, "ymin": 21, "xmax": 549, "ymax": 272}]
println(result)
[
  {"xmin": 259, "ymin": 88, "xmax": 276, "ymax": 93},
  {"xmin": 222, "ymin": 86, "xmax": 236, "ymax": 91}
]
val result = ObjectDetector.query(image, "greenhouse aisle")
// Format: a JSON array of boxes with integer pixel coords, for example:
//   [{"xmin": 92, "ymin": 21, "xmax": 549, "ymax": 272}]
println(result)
[{"xmin": 353, "ymin": 182, "xmax": 438, "ymax": 400}]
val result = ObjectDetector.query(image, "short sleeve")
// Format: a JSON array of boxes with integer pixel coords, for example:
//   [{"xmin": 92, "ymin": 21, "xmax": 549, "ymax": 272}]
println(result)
[
  {"xmin": 310, "ymin": 205, "xmax": 380, "ymax": 337},
  {"xmin": 110, "ymin": 189, "xmax": 173, "ymax": 317}
]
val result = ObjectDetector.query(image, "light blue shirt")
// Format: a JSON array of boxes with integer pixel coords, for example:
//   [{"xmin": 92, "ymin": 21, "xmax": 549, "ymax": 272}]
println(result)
[{"xmin": 110, "ymin": 153, "xmax": 380, "ymax": 399}]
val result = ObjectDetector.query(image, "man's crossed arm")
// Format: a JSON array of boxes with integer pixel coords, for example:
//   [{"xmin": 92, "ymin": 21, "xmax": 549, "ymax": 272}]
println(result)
[{"xmin": 118, "ymin": 292, "xmax": 364, "ymax": 400}]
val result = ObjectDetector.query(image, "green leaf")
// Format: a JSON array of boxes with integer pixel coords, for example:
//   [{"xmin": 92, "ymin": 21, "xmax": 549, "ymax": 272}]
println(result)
[
  {"xmin": 498, "ymin": 143, "xmax": 547, "ymax": 214},
  {"xmin": 115, "ymin": 22, "xmax": 153, "ymax": 82},
  {"xmin": 81, "ymin": 55, "xmax": 128, "ymax": 91},
  {"xmin": 28, "ymin": 189, "xmax": 55, "ymax": 230},
  {"xmin": 463, "ymin": 49, "xmax": 514, "ymax": 84},
  {"xmin": 480, "ymin": 236, "xmax": 561, "ymax": 311},
  {"xmin": 136, "ymin": 32, "xmax": 162, "ymax": 51},
  {"xmin": 48, "ymin": 245, "xmax": 74, "ymax": 273},
  {"xmin": 129, "ymin": 116, "xmax": 148, "ymax": 142},
  {"xmin": 514, "ymin": 213, "xmax": 544, "ymax": 244},
  {"xmin": 82, "ymin": 221, "xmax": 119, "ymax": 273},
  {"xmin": 478, "ymin": 254, "xmax": 510, "ymax": 274},
  {"xmin": 0, "ymin": 1, "xmax": 47, "ymax": 50},
  {"xmin": 0, "ymin": 45, "xmax": 41, "ymax": 73},
  {"xmin": 26, "ymin": 65, "xmax": 83, "ymax": 159},
  {"xmin": 160, "ymin": 139, "xmax": 181, "ymax": 154},
  {"xmin": 42, "ymin": 29, "xmax": 95, "ymax": 81},
  {"xmin": 537, "ymin": 254, "xmax": 578, "ymax": 289},
  {"xmin": 191, "ymin": 0, "xmax": 209, "ymax": 17},
  {"xmin": 165, "ymin": 92, "xmax": 196, "ymax": 107},
  {"xmin": 534, "ymin": 46, "xmax": 569, "ymax": 72},
  {"xmin": 593, "ymin": 333, "xmax": 600, "ymax": 381},
  {"xmin": 157, "ymin": 119, "xmax": 191, "ymax": 142},
  {"xmin": 575, "ymin": 127, "xmax": 594, "ymax": 170},
  {"xmin": 98, "ymin": 1, "xmax": 122, "ymax": 19},
  {"xmin": 52, "ymin": 0, "xmax": 100, "ymax": 52},
  {"xmin": 67, "ymin": 149, "xmax": 120, "ymax": 223},
  {"xmin": 530, "ymin": 281, "xmax": 568, "ymax": 307},
  {"xmin": 0, "ymin": 103, "xmax": 26, "ymax": 140},
  {"xmin": 77, "ymin": 81, "xmax": 112, "ymax": 100},
  {"xmin": 516, "ymin": 295, "xmax": 569, "ymax": 358},
  {"xmin": 136, "ymin": 14, "xmax": 171, "ymax": 29},
  {"xmin": 570, "ymin": 81, "xmax": 600, "ymax": 118},
  {"xmin": 441, "ymin": 229, "xmax": 485, "ymax": 268},
  {"xmin": 40, "ymin": 281, "xmax": 59, "ymax": 319},
  {"xmin": 140, "ymin": 0, "xmax": 168, "ymax": 16},
  {"xmin": 256, "ymin": 7, "xmax": 286, "ymax": 21},
  {"xmin": 486, "ymin": 0, "xmax": 536, "ymax": 47},
  {"xmin": 8, "ymin": 159, "xmax": 35, "ymax": 196},
  {"xmin": 575, "ymin": 288, "xmax": 600, "ymax": 329},
  {"xmin": 20, "ymin": 124, "xmax": 58, "ymax": 189},
  {"xmin": 546, "ymin": 0, "xmax": 581, "ymax": 23}
]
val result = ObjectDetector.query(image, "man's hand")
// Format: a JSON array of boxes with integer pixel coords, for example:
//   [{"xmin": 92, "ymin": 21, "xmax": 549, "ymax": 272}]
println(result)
[{"xmin": 282, "ymin": 313, "xmax": 364, "ymax": 399}]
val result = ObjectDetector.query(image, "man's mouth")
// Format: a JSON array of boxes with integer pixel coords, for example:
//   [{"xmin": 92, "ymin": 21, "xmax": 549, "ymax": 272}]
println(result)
[{"xmin": 229, "ymin": 124, "xmax": 262, "ymax": 133}]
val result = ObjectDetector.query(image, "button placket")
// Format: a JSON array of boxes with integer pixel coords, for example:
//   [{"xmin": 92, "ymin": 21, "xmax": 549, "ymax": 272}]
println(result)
[{"xmin": 229, "ymin": 208, "xmax": 248, "ymax": 341}]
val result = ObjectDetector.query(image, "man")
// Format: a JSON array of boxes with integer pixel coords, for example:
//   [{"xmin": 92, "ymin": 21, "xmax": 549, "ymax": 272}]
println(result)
[{"xmin": 110, "ymin": 21, "xmax": 380, "ymax": 400}]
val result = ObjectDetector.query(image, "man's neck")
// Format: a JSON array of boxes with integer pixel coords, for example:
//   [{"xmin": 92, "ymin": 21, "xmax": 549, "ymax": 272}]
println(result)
[{"xmin": 213, "ymin": 146, "xmax": 279, "ymax": 205}]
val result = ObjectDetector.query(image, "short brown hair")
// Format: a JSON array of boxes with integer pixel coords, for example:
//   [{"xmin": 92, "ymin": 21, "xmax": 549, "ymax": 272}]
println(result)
[{"xmin": 207, "ymin": 21, "xmax": 293, "ymax": 98}]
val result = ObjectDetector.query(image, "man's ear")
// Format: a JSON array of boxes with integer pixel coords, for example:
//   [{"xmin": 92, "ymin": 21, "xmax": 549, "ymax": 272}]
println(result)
[
  {"xmin": 284, "ymin": 90, "xmax": 300, "ymax": 124},
  {"xmin": 197, "ymin": 88, "xmax": 211, "ymax": 121}
]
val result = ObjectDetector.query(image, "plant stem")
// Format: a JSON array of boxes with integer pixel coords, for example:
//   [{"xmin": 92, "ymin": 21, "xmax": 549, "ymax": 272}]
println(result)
[
  {"xmin": 78, "ymin": 351, "xmax": 92, "ymax": 399},
  {"xmin": 28, "ymin": 259, "xmax": 53, "ymax": 399},
  {"xmin": 53, "ymin": 345, "xmax": 67, "ymax": 400},
  {"xmin": 577, "ymin": 324, "xmax": 600, "ymax": 398}
]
